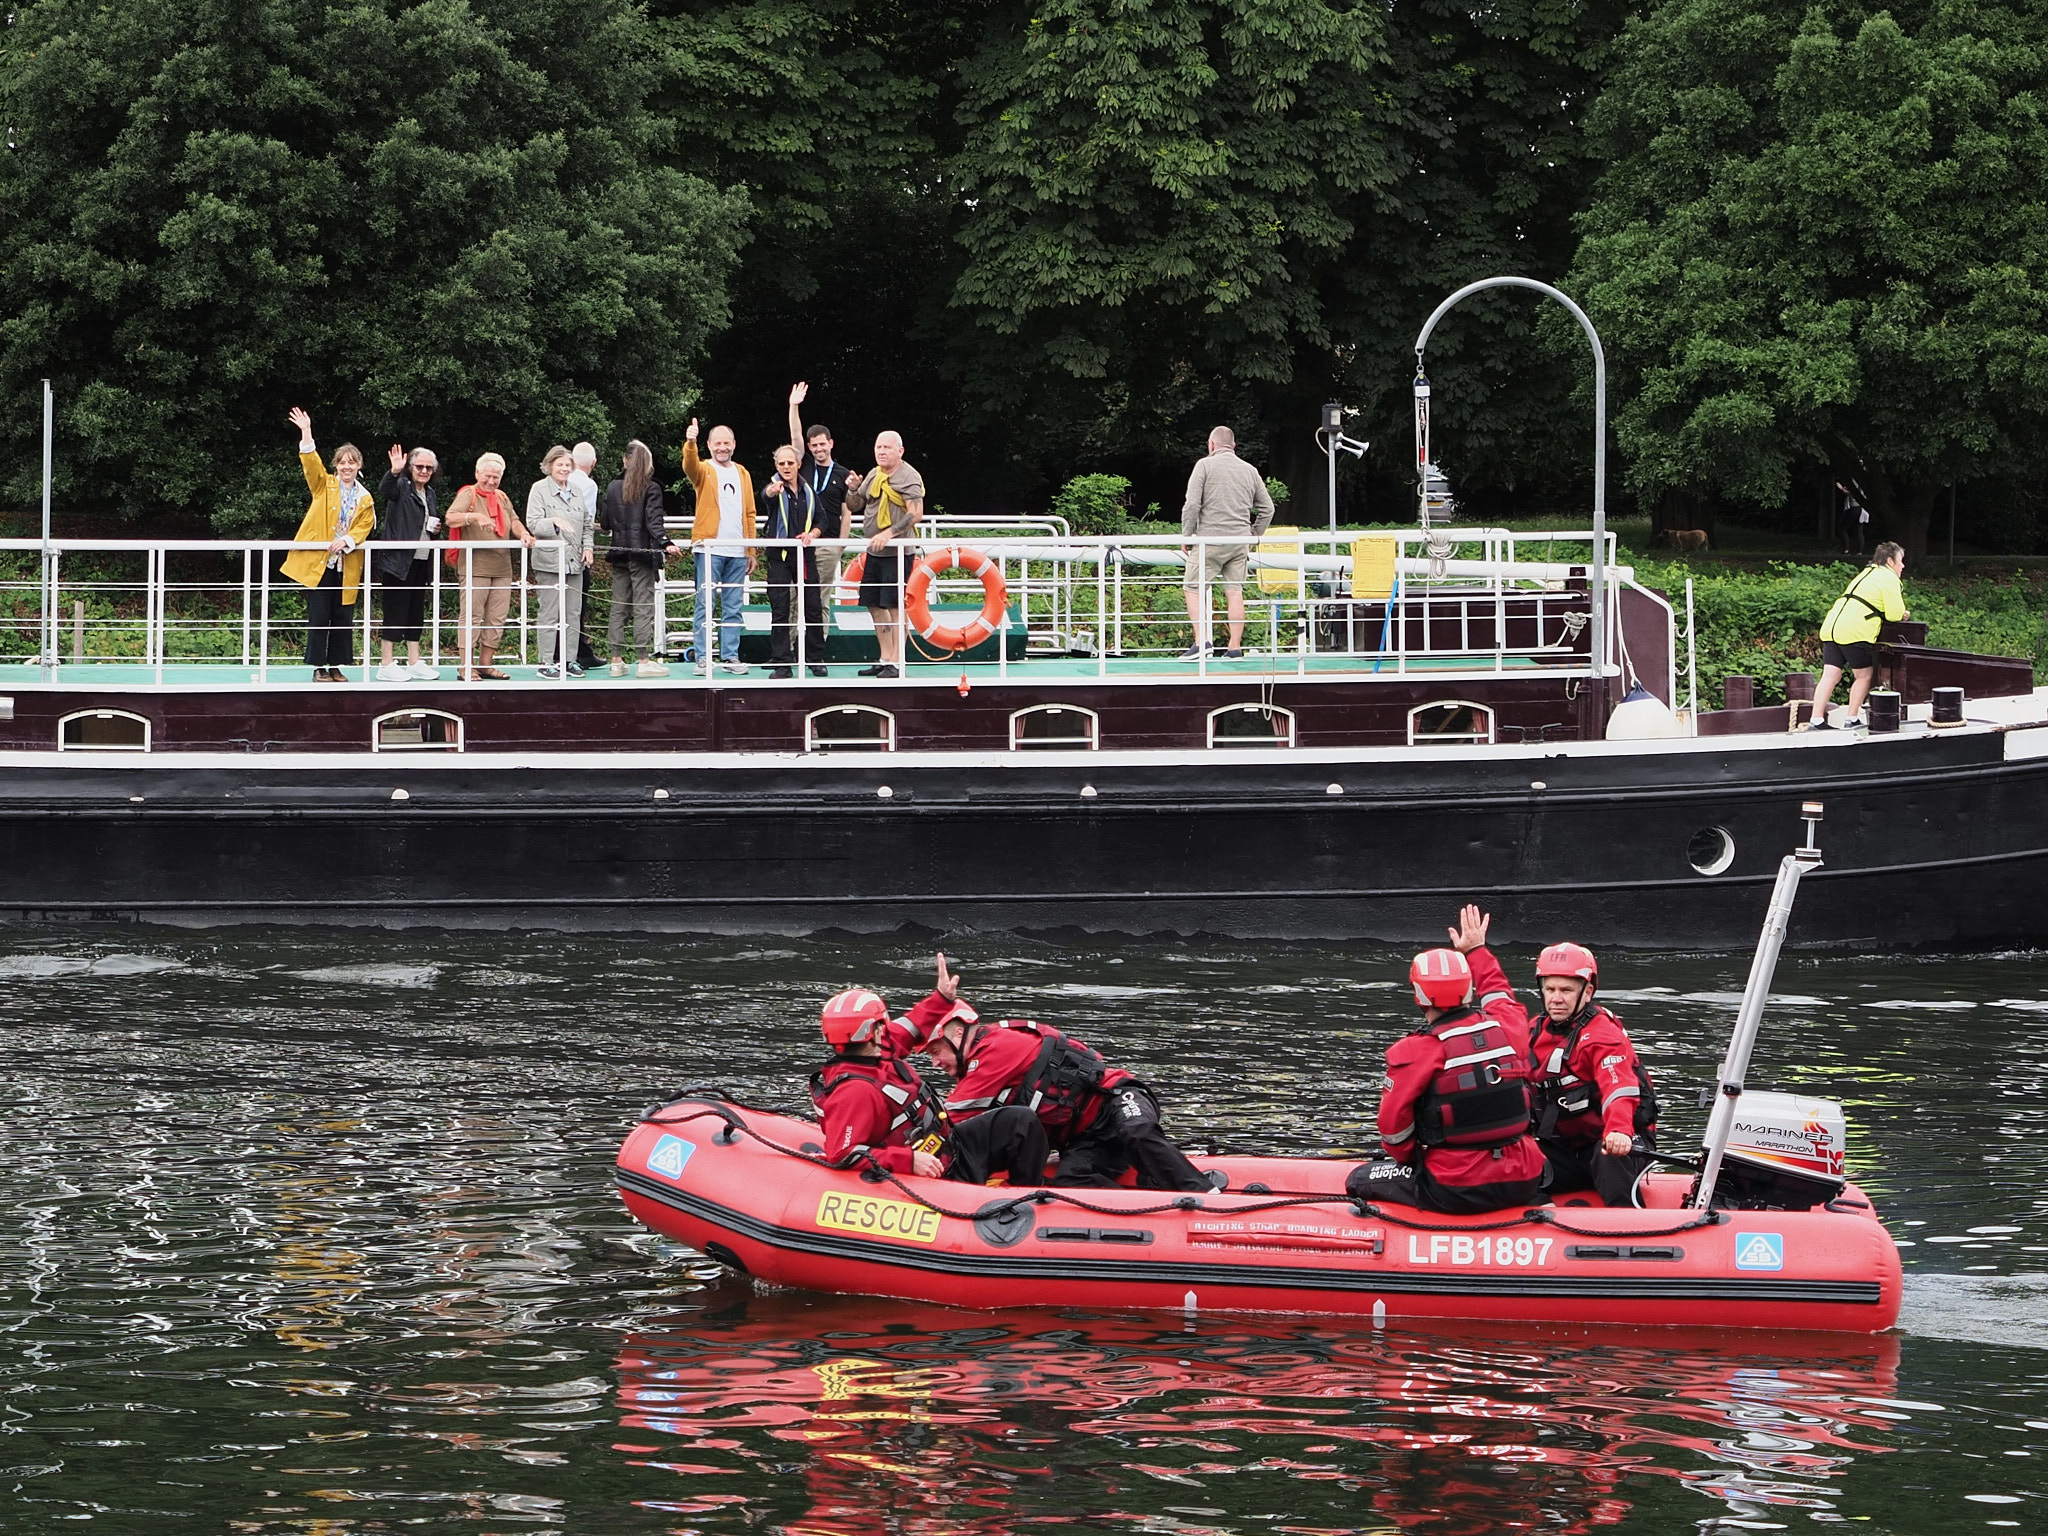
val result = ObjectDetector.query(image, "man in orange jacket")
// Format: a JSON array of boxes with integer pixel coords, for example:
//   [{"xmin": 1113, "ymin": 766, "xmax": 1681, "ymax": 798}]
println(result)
[{"xmin": 681, "ymin": 418, "xmax": 756, "ymax": 676}]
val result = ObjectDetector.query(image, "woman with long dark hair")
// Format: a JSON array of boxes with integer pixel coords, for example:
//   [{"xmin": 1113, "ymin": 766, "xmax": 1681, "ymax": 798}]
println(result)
[{"xmin": 600, "ymin": 439, "xmax": 680, "ymax": 677}]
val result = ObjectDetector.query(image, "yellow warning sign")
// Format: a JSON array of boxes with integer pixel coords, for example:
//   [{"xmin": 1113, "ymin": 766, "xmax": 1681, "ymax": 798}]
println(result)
[{"xmin": 815, "ymin": 1190, "xmax": 943, "ymax": 1244}]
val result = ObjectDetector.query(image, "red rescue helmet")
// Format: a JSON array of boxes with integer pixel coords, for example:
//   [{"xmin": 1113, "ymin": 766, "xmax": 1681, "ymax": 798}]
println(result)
[
  {"xmin": 1409, "ymin": 948, "xmax": 1473, "ymax": 1009},
  {"xmin": 1535, "ymin": 942, "xmax": 1599, "ymax": 985},
  {"xmin": 821, "ymin": 988, "xmax": 889, "ymax": 1049},
  {"xmin": 934, "ymin": 999, "xmax": 979, "ymax": 1031}
]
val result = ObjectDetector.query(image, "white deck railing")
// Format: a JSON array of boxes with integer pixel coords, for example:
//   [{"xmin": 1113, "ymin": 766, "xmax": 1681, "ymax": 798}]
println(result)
[{"xmin": 0, "ymin": 525, "xmax": 1651, "ymax": 687}]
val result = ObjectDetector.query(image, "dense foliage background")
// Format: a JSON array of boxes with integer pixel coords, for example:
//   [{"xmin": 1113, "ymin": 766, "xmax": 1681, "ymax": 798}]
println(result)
[{"xmin": 2, "ymin": 0, "xmax": 2044, "ymax": 554}]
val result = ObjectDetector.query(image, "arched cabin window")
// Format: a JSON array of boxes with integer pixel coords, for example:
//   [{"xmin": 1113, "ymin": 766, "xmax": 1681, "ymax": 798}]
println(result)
[
  {"xmin": 1408, "ymin": 701, "xmax": 1495, "ymax": 746},
  {"xmin": 807, "ymin": 705, "xmax": 895, "ymax": 753},
  {"xmin": 1207, "ymin": 703, "xmax": 1295, "ymax": 748},
  {"xmin": 58, "ymin": 709, "xmax": 150, "ymax": 752},
  {"xmin": 373, "ymin": 709, "xmax": 464, "ymax": 752},
  {"xmin": 1010, "ymin": 704, "xmax": 1099, "ymax": 751}
]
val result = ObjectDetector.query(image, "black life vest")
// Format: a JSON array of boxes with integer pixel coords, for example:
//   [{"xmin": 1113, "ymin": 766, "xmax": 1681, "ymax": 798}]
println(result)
[
  {"xmin": 1533, "ymin": 1005, "xmax": 1659, "ymax": 1141},
  {"xmin": 976, "ymin": 1020, "xmax": 1109, "ymax": 1147},
  {"xmin": 1411, "ymin": 1006, "xmax": 1532, "ymax": 1150},
  {"xmin": 810, "ymin": 1056, "xmax": 953, "ymax": 1163}
]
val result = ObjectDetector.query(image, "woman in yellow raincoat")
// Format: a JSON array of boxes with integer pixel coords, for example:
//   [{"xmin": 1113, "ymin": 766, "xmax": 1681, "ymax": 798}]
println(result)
[{"xmin": 284, "ymin": 407, "xmax": 378, "ymax": 681}]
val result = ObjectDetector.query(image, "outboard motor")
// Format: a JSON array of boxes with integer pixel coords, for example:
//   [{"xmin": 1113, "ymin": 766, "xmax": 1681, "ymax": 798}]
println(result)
[{"xmin": 1689, "ymin": 1090, "xmax": 1848, "ymax": 1210}]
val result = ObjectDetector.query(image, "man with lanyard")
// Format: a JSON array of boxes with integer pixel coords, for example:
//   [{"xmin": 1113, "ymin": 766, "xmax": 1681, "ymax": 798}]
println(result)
[
  {"xmin": 841, "ymin": 431, "xmax": 924, "ymax": 679},
  {"xmin": 760, "ymin": 444, "xmax": 831, "ymax": 677},
  {"xmin": 1346, "ymin": 905, "xmax": 1544, "ymax": 1215},
  {"xmin": 812, "ymin": 955, "xmax": 1048, "ymax": 1185},
  {"xmin": 921, "ymin": 957, "xmax": 1211, "ymax": 1192},
  {"xmin": 1526, "ymin": 940, "xmax": 1659, "ymax": 1207},
  {"xmin": 1812, "ymin": 540, "xmax": 1908, "ymax": 730},
  {"xmin": 787, "ymin": 382, "xmax": 854, "ymax": 592}
]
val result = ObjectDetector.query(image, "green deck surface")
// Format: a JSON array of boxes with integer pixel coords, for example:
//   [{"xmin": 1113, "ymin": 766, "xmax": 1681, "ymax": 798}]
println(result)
[{"xmin": 0, "ymin": 652, "xmax": 1558, "ymax": 687}]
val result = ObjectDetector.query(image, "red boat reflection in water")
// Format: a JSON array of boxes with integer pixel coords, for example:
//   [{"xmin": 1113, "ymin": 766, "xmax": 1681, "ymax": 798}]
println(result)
[{"xmin": 611, "ymin": 1295, "xmax": 1903, "ymax": 1534}]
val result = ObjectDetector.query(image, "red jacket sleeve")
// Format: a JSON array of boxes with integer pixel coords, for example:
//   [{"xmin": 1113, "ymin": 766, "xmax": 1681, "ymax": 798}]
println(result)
[
  {"xmin": 871, "ymin": 990, "xmax": 950, "ymax": 1062},
  {"xmin": 820, "ymin": 1080, "xmax": 914, "ymax": 1173},
  {"xmin": 1377, "ymin": 1032, "xmax": 1443, "ymax": 1166},
  {"xmin": 1574, "ymin": 1018, "xmax": 1647, "ymax": 1139},
  {"xmin": 945, "ymin": 1027, "xmax": 1038, "ymax": 1118},
  {"xmin": 1467, "ymin": 947, "xmax": 1535, "ymax": 1063}
]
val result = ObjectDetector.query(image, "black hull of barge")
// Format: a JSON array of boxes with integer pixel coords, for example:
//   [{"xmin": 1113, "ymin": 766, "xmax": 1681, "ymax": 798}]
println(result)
[{"xmin": 0, "ymin": 728, "xmax": 2041, "ymax": 947}]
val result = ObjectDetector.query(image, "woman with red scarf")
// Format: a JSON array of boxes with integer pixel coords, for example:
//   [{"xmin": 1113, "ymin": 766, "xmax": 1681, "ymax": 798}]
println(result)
[{"xmin": 444, "ymin": 452, "xmax": 534, "ymax": 680}]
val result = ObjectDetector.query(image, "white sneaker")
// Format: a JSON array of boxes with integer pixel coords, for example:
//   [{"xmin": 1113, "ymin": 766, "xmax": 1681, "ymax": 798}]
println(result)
[
  {"xmin": 718, "ymin": 661, "xmax": 750, "ymax": 676},
  {"xmin": 375, "ymin": 662, "xmax": 410, "ymax": 683},
  {"xmin": 608, "ymin": 659, "xmax": 627, "ymax": 678},
  {"xmin": 406, "ymin": 661, "xmax": 440, "ymax": 681},
  {"xmin": 635, "ymin": 658, "xmax": 670, "ymax": 678}
]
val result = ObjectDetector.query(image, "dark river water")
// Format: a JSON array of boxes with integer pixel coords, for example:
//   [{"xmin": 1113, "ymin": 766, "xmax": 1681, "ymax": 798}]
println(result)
[{"xmin": 2, "ymin": 929, "xmax": 2046, "ymax": 1535}]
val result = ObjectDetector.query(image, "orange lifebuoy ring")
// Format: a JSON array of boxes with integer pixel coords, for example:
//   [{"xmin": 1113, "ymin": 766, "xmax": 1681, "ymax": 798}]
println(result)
[
  {"xmin": 905, "ymin": 546, "xmax": 1007, "ymax": 654},
  {"xmin": 835, "ymin": 551, "xmax": 866, "ymax": 605}
]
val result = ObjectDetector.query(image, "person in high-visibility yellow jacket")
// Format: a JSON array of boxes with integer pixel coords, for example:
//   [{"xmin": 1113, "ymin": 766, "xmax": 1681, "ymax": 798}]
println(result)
[{"xmin": 1813, "ymin": 541, "xmax": 1908, "ymax": 729}]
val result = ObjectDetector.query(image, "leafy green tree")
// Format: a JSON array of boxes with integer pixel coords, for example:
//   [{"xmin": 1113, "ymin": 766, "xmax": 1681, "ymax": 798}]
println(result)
[
  {"xmin": 0, "ymin": 0, "xmax": 745, "ymax": 532},
  {"xmin": 1572, "ymin": 0, "xmax": 2048, "ymax": 555},
  {"xmin": 945, "ymin": 0, "xmax": 1626, "ymax": 504}
]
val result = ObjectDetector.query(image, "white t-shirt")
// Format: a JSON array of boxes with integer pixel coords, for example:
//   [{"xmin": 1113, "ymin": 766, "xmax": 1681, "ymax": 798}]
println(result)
[
  {"xmin": 567, "ymin": 467, "xmax": 598, "ymax": 521},
  {"xmin": 708, "ymin": 462, "xmax": 746, "ymax": 556}
]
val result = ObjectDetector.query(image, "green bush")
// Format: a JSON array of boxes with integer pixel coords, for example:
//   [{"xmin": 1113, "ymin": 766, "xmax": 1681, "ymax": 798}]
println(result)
[
  {"xmin": 1050, "ymin": 474, "xmax": 1139, "ymax": 536},
  {"xmin": 1632, "ymin": 558, "xmax": 2048, "ymax": 705}
]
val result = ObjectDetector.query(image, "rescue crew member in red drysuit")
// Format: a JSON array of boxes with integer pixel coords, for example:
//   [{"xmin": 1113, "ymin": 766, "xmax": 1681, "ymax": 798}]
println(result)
[
  {"xmin": 1528, "ymin": 940, "xmax": 1659, "ymax": 1207},
  {"xmin": 1345, "ymin": 905, "xmax": 1546, "ymax": 1214},
  {"xmin": 811, "ymin": 961, "xmax": 1048, "ymax": 1186},
  {"xmin": 922, "ymin": 956, "xmax": 1211, "ymax": 1192}
]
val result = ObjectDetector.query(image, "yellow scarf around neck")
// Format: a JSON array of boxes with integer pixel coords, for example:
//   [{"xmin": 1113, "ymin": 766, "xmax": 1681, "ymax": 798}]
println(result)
[{"xmin": 869, "ymin": 468, "xmax": 906, "ymax": 529}]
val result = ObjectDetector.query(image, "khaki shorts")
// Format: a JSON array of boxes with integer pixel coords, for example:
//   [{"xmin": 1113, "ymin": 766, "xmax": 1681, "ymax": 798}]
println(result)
[{"xmin": 1185, "ymin": 542, "xmax": 1252, "ymax": 589}]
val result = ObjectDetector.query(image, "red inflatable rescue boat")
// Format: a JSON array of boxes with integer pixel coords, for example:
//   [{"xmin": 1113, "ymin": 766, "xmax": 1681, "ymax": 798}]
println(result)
[
  {"xmin": 615, "ymin": 1096, "xmax": 1901, "ymax": 1334},
  {"xmin": 617, "ymin": 807, "xmax": 1901, "ymax": 1333}
]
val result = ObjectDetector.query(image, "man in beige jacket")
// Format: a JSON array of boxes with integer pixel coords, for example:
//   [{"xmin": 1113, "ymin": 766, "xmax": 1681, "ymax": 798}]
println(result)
[{"xmin": 1180, "ymin": 426, "xmax": 1275, "ymax": 658}]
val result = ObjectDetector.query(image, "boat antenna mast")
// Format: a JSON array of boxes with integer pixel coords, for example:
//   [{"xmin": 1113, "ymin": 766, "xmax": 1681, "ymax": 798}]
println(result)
[
  {"xmin": 1412, "ymin": 365, "xmax": 1455, "ymax": 576},
  {"xmin": 1689, "ymin": 803, "xmax": 1826, "ymax": 1211},
  {"xmin": 1411, "ymin": 277, "xmax": 1611, "ymax": 685}
]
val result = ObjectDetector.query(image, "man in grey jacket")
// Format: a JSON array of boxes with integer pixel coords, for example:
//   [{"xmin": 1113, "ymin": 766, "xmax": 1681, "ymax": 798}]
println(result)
[{"xmin": 1180, "ymin": 426, "xmax": 1276, "ymax": 658}]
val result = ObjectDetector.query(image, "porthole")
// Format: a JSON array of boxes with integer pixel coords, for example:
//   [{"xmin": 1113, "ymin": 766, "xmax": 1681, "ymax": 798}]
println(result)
[
  {"xmin": 58, "ymin": 709, "xmax": 150, "ymax": 751},
  {"xmin": 1688, "ymin": 826, "xmax": 1735, "ymax": 876},
  {"xmin": 807, "ymin": 705, "xmax": 894, "ymax": 753}
]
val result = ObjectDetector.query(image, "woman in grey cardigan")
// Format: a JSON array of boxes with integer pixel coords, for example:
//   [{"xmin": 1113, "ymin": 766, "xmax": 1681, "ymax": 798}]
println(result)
[{"xmin": 525, "ymin": 445, "xmax": 595, "ymax": 677}]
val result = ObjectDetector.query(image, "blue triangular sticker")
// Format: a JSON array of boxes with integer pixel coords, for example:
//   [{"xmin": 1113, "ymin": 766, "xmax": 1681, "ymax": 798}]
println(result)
[
  {"xmin": 1735, "ymin": 1232, "xmax": 1784, "ymax": 1271},
  {"xmin": 647, "ymin": 1134, "xmax": 695, "ymax": 1180}
]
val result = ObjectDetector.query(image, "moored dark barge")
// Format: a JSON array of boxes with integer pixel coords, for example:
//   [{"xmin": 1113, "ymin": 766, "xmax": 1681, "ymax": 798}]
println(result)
[{"xmin": 2, "ymin": 521, "xmax": 2042, "ymax": 945}]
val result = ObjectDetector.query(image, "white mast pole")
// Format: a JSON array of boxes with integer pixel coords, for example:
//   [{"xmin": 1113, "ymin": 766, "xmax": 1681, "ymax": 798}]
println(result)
[{"xmin": 1690, "ymin": 803, "xmax": 1826, "ymax": 1210}]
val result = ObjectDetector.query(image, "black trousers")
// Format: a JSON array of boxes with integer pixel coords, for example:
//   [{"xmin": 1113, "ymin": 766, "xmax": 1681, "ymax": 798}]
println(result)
[
  {"xmin": 304, "ymin": 567, "xmax": 356, "ymax": 667},
  {"xmin": 1054, "ymin": 1084, "xmax": 1210, "ymax": 1192},
  {"xmin": 767, "ymin": 546, "xmax": 827, "ymax": 664},
  {"xmin": 1346, "ymin": 1157, "xmax": 1544, "ymax": 1216},
  {"xmin": 575, "ymin": 568, "xmax": 601, "ymax": 668},
  {"xmin": 947, "ymin": 1105, "xmax": 1049, "ymax": 1186},
  {"xmin": 1541, "ymin": 1136, "xmax": 1657, "ymax": 1207},
  {"xmin": 377, "ymin": 557, "xmax": 432, "ymax": 642}
]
